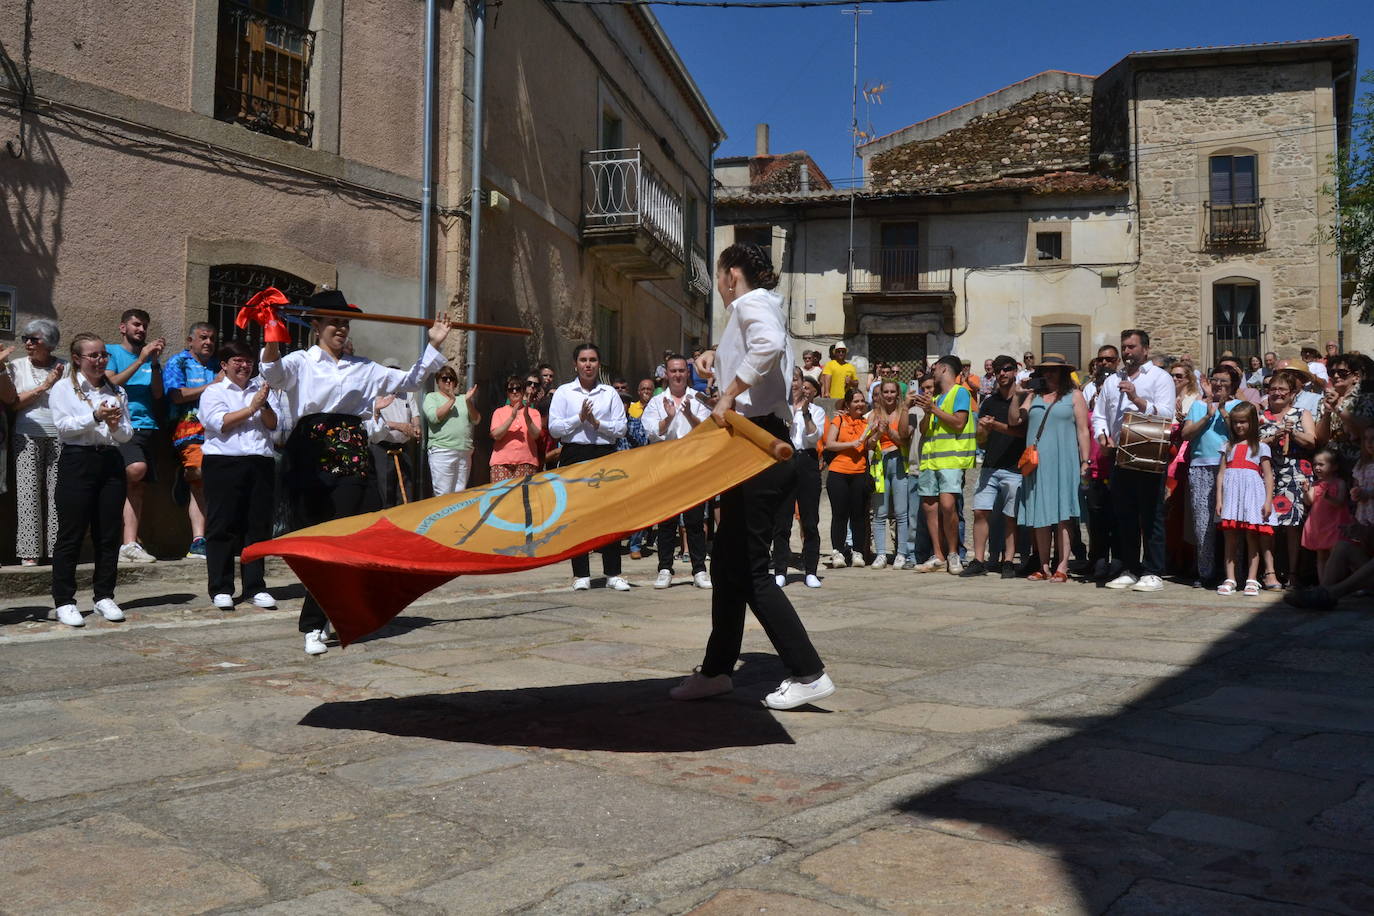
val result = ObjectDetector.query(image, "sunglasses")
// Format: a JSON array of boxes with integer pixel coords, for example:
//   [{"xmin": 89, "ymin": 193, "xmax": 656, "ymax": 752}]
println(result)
[
  {"xmin": 21, "ymin": 335, "xmax": 43, "ymax": 344},
  {"xmin": 506, "ymin": 385, "xmax": 524, "ymax": 392},
  {"xmin": 526, "ymin": 381, "xmax": 539, "ymax": 387},
  {"xmin": 1332, "ymin": 369, "xmax": 1355, "ymax": 379},
  {"xmin": 1171, "ymin": 373, "xmax": 1187, "ymax": 380},
  {"xmin": 437, "ymin": 376, "xmax": 458, "ymax": 384}
]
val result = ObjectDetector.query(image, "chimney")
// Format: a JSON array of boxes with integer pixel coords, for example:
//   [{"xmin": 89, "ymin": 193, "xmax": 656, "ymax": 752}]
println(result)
[
  {"xmin": 755, "ymin": 123, "xmax": 769, "ymax": 157},
  {"xmin": 799, "ymin": 162, "xmax": 810, "ymax": 193}
]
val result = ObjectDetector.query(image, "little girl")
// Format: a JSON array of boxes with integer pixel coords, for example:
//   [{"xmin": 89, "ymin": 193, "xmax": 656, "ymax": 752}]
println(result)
[
  {"xmin": 1350, "ymin": 427, "xmax": 1374, "ymax": 528},
  {"xmin": 1215, "ymin": 402, "xmax": 1274, "ymax": 597},
  {"xmin": 1301, "ymin": 448, "xmax": 1352, "ymax": 581}
]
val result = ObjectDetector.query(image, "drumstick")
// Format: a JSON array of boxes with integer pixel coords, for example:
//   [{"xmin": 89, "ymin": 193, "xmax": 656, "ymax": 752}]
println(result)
[{"xmin": 284, "ymin": 306, "xmax": 531, "ymax": 337}]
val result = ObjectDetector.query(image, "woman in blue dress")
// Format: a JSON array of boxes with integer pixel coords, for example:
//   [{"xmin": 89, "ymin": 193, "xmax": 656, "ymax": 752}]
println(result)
[{"xmin": 1014, "ymin": 353, "xmax": 1091, "ymax": 581}]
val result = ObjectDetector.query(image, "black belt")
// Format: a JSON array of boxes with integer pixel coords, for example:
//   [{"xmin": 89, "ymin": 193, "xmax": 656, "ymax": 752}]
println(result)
[{"xmin": 65, "ymin": 444, "xmax": 120, "ymax": 453}]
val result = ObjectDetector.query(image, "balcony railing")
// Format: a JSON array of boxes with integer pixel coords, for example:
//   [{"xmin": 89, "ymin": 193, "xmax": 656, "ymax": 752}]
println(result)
[
  {"xmin": 847, "ymin": 246, "xmax": 953, "ymax": 294},
  {"xmin": 1205, "ymin": 201, "xmax": 1265, "ymax": 246},
  {"xmin": 687, "ymin": 242, "xmax": 711, "ymax": 297},
  {"xmin": 215, "ymin": 0, "xmax": 316, "ymax": 145},
  {"xmin": 584, "ymin": 148, "xmax": 684, "ymax": 260}
]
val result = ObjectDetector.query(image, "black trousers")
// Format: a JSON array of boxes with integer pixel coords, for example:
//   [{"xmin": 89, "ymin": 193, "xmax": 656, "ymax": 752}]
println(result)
[
  {"xmin": 1085, "ymin": 477, "xmax": 1112, "ymax": 565},
  {"xmin": 772, "ymin": 450, "xmax": 822, "ymax": 576},
  {"xmin": 296, "ymin": 476, "xmax": 379, "ymax": 632},
  {"xmin": 371, "ymin": 442, "xmax": 416, "ymax": 507},
  {"xmin": 52, "ymin": 445, "xmax": 126, "ymax": 607},
  {"xmin": 203, "ymin": 455, "xmax": 275, "ymax": 598},
  {"xmin": 826, "ymin": 468, "xmax": 871, "ymax": 561},
  {"xmin": 701, "ymin": 415, "xmax": 824, "ymax": 679},
  {"xmin": 657, "ymin": 501, "xmax": 708, "ymax": 574},
  {"xmin": 560, "ymin": 441, "xmax": 622, "ymax": 579},
  {"xmin": 1111, "ymin": 466, "xmax": 1166, "ymax": 577}
]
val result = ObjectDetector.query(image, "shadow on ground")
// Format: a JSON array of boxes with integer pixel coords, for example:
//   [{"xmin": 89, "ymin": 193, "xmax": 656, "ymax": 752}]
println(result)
[
  {"xmin": 896, "ymin": 600, "xmax": 1374, "ymax": 913},
  {"xmin": 300, "ymin": 654, "xmax": 798, "ymax": 753}
]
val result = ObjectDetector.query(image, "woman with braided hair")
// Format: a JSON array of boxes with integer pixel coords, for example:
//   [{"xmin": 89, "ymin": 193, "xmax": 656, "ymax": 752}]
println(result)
[{"xmin": 671, "ymin": 242, "xmax": 835, "ymax": 710}]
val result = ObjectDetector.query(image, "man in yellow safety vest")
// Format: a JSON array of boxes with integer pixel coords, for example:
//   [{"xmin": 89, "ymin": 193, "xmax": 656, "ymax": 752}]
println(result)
[{"xmin": 912, "ymin": 355, "xmax": 976, "ymax": 574}]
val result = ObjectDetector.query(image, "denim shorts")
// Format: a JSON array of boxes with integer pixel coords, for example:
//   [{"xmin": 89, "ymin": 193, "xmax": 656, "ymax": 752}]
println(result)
[
  {"xmin": 972, "ymin": 466, "xmax": 1021, "ymax": 516},
  {"xmin": 916, "ymin": 467, "xmax": 964, "ymax": 497}
]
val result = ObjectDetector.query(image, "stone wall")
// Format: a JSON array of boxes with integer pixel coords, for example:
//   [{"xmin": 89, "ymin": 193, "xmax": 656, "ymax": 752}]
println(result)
[
  {"xmin": 1133, "ymin": 61, "xmax": 1337, "ymax": 360},
  {"xmin": 868, "ymin": 91, "xmax": 1094, "ymax": 191}
]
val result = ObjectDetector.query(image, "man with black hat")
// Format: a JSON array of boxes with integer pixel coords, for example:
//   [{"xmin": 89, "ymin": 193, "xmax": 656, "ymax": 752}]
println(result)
[{"xmin": 259, "ymin": 288, "xmax": 451, "ymax": 655}]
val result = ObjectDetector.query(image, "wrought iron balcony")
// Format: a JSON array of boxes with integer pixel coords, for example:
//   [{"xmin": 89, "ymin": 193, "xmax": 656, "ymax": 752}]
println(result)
[
  {"xmin": 687, "ymin": 242, "xmax": 711, "ymax": 297},
  {"xmin": 583, "ymin": 148, "xmax": 685, "ymax": 280},
  {"xmin": 215, "ymin": 0, "xmax": 315, "ymax": 145},
  {"xmin": 846, "ymin": 246, "xmax": 953, "ymax": 294},
  {"xmin": 1205, "ymin": 201, "xmax": 1265, "ymax": 247}
]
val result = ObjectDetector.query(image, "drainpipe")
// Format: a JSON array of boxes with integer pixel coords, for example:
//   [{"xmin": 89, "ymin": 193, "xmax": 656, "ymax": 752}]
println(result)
[
  {"xmin": 419, "ymin": 0, "xmax": 439, "ymax": 347},
  {"xmin": 707, "ymin": 137, "xmax": 720, "ymax": 341},
  {"xmin": 464, "ymin": 0, "xmax": 487, "ymax": 388}
]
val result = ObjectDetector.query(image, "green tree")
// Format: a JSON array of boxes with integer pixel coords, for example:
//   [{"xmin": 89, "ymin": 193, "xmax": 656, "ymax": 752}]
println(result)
[{"xmin": 1326, "ymin": 71, "xmax": 1374, "ymax": 323}]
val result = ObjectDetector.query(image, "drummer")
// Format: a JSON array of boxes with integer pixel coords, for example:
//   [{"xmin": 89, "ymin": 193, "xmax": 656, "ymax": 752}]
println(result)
[
  {"xmin": 259, "ymin": 288, "xmax": 451, "ymax": 655},
  {"xmin": 1089, "ymin": 328, "xmax": 1175, "ymax": 593}
]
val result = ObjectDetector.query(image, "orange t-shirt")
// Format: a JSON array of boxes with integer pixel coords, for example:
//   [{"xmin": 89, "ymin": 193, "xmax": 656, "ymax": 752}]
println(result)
[{"xmin": 826, "ymin": 413, "xmax": 869, "ymax": 474}]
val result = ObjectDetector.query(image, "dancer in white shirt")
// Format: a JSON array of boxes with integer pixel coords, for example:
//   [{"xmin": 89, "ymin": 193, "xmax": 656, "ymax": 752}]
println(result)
[
  {"xmin": 200, "ymin": 339, "xmax": 280, "ymax": 612},
  {"xmin": 642, "ymin": 354, "xmax": 712, "ymax": 590},
  {"xmin": 671, "ymin": 243, "xmax": 834, "ymax": 710},
  {"xmin": 49, "ymin": 334, "xmax": 133, "ymax": 627},
  {"xmin": 259, "ymin": 289, "xmax": 450, "ymax": 654},
  {"xmin": 548, "ymin": 343, "xmax": 630, "ymax": 591},
  {"xmin": 1090, "ymin": 328, "xmax": 1176, "ymax": 591}
]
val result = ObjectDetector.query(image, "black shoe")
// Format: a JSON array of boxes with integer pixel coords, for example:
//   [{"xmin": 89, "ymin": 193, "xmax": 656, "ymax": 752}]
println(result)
[
  {"xmin": 1001, "ymin": 561, "xmax": 1016, "ymax": 579},
  {"xmin": 959, "ymin": 559, "xmax": 987, "ymax": 578},
  {"xmin": 1285, "ymin": 586, "xmax": 1336, "ymax": 611},
  {"xmin": 1092, "ymin": 558, "xmax": 1109, "ymax": 581}
]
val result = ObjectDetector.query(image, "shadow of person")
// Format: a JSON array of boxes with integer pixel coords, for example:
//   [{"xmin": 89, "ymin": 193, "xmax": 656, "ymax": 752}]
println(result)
[
  {"xmin": 299, "ymin": 653, "xmax": 798, "ymax": 754},
  {"xmin": 891, "ymin": 601, "xmax": 1374, "ymax": 913}
]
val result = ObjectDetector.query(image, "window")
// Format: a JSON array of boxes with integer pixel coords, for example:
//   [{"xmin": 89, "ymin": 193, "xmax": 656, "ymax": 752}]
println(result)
[
  {"xmin": 1207, "ymin": 154, "xmax": 1262, "ymax": 244},
  {"xmin": 215, "ymin": 0, "xmax": 316, "ymax": 145},
  {"xmin": 878, "ymin": 222, "xmax": 920, "ymax": 292},
  {"xmin": 1212, "ymin": 278, "xmax": 1261, "ymax": 365},
  {"xmin": 210, "ymin": 264, "xmax": 315, "ymax": 351},
  {"xmin": 867, "ymin": 333, "xmax": 927, "ymax": 384},
  {"xmin": 0, "ymin": 285, "xmax": 14, "ymax": 334},
  {"xmin": 594, "ymin": 305, "xmax": 621, "ymax": 380},
  {"xmin": 1035, "ymin": 232, "xmax": 1063, "ymax": 261},
  {"xmin": 1040, "ymin": 323, "xmax": 1081, "ymax": 369},
  {"xmin": 734, "ymin": 225, "xmax": 771, "ymax": 251}
]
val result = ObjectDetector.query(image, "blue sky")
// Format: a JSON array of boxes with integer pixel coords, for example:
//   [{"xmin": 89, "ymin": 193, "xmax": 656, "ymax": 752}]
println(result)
[{"xmin": 656, "ymin": 0, "xmax": 1371, "ymax": 182}]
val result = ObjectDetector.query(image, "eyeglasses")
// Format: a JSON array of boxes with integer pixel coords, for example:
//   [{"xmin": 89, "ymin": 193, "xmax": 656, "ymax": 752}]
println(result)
[
  {"xmin": 21, "ymin": 335, "xmax": 43, "ymax": 344},
  {"xmin": 1171, "ymin": 373, "xmax": 1188, "ymax": 380},
  {"xmin": 80, "ymin": 352, "xmax": 110, "ymax": 361},
  {"xmin": 525, "ymin": 381, "xmax": 539, "ymax": 388}
]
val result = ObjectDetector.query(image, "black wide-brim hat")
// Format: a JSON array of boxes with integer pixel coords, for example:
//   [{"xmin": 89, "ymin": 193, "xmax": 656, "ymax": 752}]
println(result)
[{"xmin": 306, "ymin": 288, "xmax": 361, "ymax": 314}]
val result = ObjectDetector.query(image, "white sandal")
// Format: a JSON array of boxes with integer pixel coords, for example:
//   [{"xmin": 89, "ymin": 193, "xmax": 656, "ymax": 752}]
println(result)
[
  {"xmin": 1217, "ymin": 579, "xmax": 1237, "ymax": 596},
  {"xmin": 1243, "ymin": 579, "xmax": 1261, "ymax": 596}
]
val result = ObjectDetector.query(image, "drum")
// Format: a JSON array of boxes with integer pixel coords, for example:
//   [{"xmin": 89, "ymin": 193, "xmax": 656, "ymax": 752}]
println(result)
[{"xmin": 1116, "ymin": 412, "xmax": 1173, "ymax": 474}]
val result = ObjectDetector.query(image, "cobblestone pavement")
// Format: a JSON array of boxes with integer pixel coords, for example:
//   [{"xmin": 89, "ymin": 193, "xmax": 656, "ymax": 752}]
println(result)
[{"xmin": 2, "ymin": 543, "xmax": 1373, "ymax": 914}]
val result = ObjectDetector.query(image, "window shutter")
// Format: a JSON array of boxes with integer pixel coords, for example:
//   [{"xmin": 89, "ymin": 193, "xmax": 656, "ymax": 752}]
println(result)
[
  {"xmin": 1040, "ymin": 324, "xmax": 1081, "ymax": 370},
  {"xmin": 1209, "ymin": 156, "xmax": 1233, "ymax": 205},
  {"xmin": 1233, "ymin": 156, "xmax": 1257, "ymax": 204}
]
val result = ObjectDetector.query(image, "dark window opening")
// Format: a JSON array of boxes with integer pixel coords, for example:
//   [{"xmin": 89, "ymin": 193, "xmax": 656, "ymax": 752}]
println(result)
[
  {"xmin": 1212, "ymin": 279, "xmax": 1262, "ymax": 366},
  {"xmin": 734, "ymin": 225, "xmax": 772, "ymax": 251},
  {"xmin": 1035, "ymin": 231, "xmax": 1063, "ymax": 261},
  {"xmin": 1207, "ymin": 155, "xmax": 1263, "ymax": 243}
]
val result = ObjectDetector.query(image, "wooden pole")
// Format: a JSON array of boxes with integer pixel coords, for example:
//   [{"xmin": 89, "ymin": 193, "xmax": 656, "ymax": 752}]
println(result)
[{"xmin": 283, "ymin": 306, "xmax": 531, "ymax": 337}]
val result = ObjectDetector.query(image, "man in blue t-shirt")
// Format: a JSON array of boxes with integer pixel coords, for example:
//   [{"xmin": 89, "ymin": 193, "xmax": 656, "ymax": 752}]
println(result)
[
  {"xmin": 105, "ymin": 308, "xmax": 165, "ymax": 563},
  {"xmin": 164, "ymin": 323, "xmax": 222, "ymax": 559}
]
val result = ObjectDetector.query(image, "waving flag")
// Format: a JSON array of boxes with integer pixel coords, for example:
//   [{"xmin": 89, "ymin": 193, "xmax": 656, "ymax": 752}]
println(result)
[{"xmin": 243, "ymin": 412, "xmax": 792, "ymax": 645}]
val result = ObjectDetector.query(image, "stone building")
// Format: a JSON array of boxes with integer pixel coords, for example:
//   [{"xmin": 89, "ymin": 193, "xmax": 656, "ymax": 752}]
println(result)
[
  {"xmin": 713, "ymin": 36, "xmax": 1361, "ymax": 375},
  {"xmin": 0, "ymin": 0, "xmax": 719, "ymax": 557}
]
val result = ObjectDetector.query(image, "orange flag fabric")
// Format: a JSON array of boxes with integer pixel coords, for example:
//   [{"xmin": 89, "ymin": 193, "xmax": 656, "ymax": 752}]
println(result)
[{"xmin": 242, "ymin": 412, "xmax": 792, "ymax": 646}]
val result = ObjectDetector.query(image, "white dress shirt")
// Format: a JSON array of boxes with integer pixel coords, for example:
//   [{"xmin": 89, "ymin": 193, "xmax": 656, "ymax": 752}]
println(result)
[
  {"xmin": 715, "ymin": 287, "xmax": 793, "ymax": 421},
  {"xmin": 368, "ymin": 393, "xmax": 420, "ymax": 445},
  {"xmin": 642, "ymin": 389, "xmax": 709, "ymax": 442},
  {"xmin": 789, "ymin": 402, "xmax": 826, "ymax": 451},
  {"xmin": 1091, "ymin": 360, "xmax": 1176, "ymax": 442},
  {"xmin": 50, "ymin": 375, "xmax": 133, "ymax": 446},
  {"xmin": 200, "ymin": 376, "xmax": 277, "ymax": 458},
  {"xmin": 259, "ymin": 344, "xmax": 446, "ymax": 421},
  {"xmin": 548, "ymin": 379, "xmax": 627, "ymax": 445}
]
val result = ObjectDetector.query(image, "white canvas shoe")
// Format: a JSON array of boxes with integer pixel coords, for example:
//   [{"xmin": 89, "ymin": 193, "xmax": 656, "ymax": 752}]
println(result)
[
  {"xmin": 946, "ymin": 555, "xmax": 964, "ymax": 575},
  {"xmin": 693, "ymin": 571, "xmax": 712, "ymax": 589},
  {"xmin": 251, "ymin": 592, "xmax": 277, "ymax": 608},
  {"xmin": 764, "ymin": 673, "xmax": 836, "ymax": 710},
  {"xmin": 871, "ymin": 555, "xmax": 888, "ymax": 569},
  {"xmin": 94, "ymin": 599, "xmax": 124, "ymax": 622},
  {"xmin": 828, "ymin": 550, "xmax": 846, "ymax": 569},
  {"xmin": 851, "ymin": 554, "xmax": 866, "ymax": 568},
  {"xmin": 304, "ymin": 630, "xmax": 328, "ymax": 655},
  {"xmin": 572, "ymin": 577, "xmax": 592, "ymax": 591},
  {"xmin": 891, "ymin": 556, "xmax": 909, "ymax": 570},
  {"xmin": 654, "ymin": 570, "xmax": 673, "ymax": 589},
  {"xmin": 805, "ymin": 574, "xmax": 822, "ymax": 588},
  {"xmin": 1105, "ymin": 573, "xmax": 1138, "ymax": 589},
  {"xmin": 775, "ymin": 574, "xmax": 786, "ymax": 587},
  {"xmin": 212, "ymin": 593, "xmax": 234, "ymax": 610},
  {"xmin": 54, "ymin": 604, "xmax": 84, "ymax": 628},
  {"xmin": 1132, "ymin": 574, "xmax": 1165, "ymax": 592},
  {"xmin": 607, "ymin": 576, "xmax": 632, "ymax": 591},
  {"xmin": 119, "ymin": 542, "xmax": 156, "ymax": 564}
]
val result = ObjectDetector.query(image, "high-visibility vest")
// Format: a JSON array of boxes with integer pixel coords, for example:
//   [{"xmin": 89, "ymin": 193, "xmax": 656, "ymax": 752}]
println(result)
[{"xmin": 920, "ymin": 388, "xmax": 976, "ymax": 471}]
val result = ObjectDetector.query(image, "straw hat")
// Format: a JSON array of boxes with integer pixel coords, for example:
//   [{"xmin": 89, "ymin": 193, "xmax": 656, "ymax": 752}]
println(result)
[{"xmin": 1032, "ymin": 352, "xmax": 1077, "ymax": 373}]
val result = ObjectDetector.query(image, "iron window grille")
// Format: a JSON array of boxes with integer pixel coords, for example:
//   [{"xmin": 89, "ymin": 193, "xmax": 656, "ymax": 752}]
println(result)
[
  {"xmin": 215, "ymin": 0, "xmax": 316, "ymax": 145},
  {"xmin": 210, "ymin": 264, "xmax": 315, "ymax": 352}
]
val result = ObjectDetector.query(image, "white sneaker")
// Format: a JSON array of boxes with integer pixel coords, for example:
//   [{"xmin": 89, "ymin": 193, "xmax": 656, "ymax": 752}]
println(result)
[
  {"xmin": 304, "ymin": 630, "xmax": 328, "ymax": 655},
  {"xmin": 607, "ymin": 576, "xmax": 631, "ymax": 591},
  {"xmin": 764, "ymin": 673, "xmax": 836, "ymax": 710},
  {"xmin": 851, "ymin": 554, "xmax": 866, "ymax": 568},
  {"xmin": 119, "ymin": 542, "xmax": 156, "ymax": 564},
  {"xmin": 1105, "ymin": 573, "xmax": 1138, "ymax": 589},
  {"xmin": 805, "ymin": 574, "xmax": 822, "ymax": 588},
  {"xmin": 54, "ymin": 604, "xmax": 84, "ymax": 627},
  {"xmin": 1132, "ymin": 574, "xmax": 1165, "ymax": 592},
  {"xmin": 828, "ymin": 550, "xmax": 846, "ymax": 569},
  {"xmin": 94, "ymin": 599, "xmax": 124, "ymax": 622},
  {"xmin": 891, "ymin": 556, "xmax": 908, "ymax": 570},
  {"xmin": 212, "ymin": 593, "xmax": 234, "ymax": 610},
  {"xmin": 947, "ymin": 556, "xmax": 964, "ymax": 575},
  {"xmin": 775, "ymin": 574, "xmax": 786, "ymax": 587},
  {"xmin": 916, "ymin": 557, "xmax": 945, "ymax": 573},
  {"xmin": 654, "ymin": 570, "xmax": 673, "ymax": 589},
  {"xmin": 669, "ymin": 669, "xmax": 733, "ymax": 701},
  {"xmin": 251, "ymin": 592, "xmax": 277, "ymax": 608},
  {"xmin": 572, "ymin": 577, "xmax": 592, "ymax": 591},
  {"xmin": 871, "ymin": 555, "xmax": 888, "ymax": 570},
  {"xmin": 693, "ymin": 571, "xmax": 712, "ymax": 589}
]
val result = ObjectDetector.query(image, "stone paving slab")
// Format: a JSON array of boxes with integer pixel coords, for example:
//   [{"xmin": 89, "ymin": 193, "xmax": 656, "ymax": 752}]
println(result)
[{"xmin": 2, "ymin": 541, "xmax": 1374, "ymax": 913}]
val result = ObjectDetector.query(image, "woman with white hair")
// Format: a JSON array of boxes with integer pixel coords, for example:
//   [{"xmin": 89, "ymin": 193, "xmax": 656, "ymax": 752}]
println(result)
[{"xmin": 1, "ymin": 318, "xmax": 66, "ymax": 565}]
